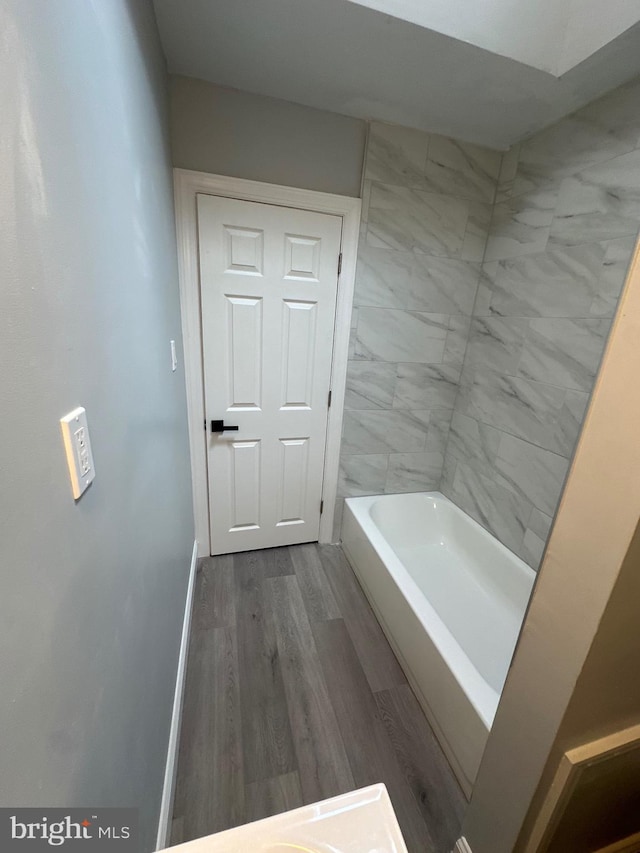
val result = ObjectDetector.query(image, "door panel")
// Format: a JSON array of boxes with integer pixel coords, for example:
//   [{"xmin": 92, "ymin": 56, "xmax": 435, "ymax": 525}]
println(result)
[
  {"xmin": 276, "ymin": 437, "xmax": 310, "ymax": 526},
  {"xmin": 227, "ymin": 439, "xmax": 261, "ymax": 531},
  {"xmin": 280, "ymin": 299, "xmax": 317, "ymax": 408},
  {"xmin": 225, "ymin": 295, "xmax": 263, "ymax": 409},
  {"xmin": 197, "ymin": 194, "xmax": 342, "ymax": 554}
]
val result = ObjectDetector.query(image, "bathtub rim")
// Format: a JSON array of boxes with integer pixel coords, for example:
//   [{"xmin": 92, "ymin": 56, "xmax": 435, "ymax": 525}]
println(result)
[{"xmin": 343, "ymin": 490, "xmax": 535, "ymax": 730}]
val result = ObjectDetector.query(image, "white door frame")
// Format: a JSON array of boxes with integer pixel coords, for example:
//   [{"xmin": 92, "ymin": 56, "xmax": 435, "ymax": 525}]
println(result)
[{"xmin": 173, "ymin": 169, "xmax": 361, "ymax": 557}]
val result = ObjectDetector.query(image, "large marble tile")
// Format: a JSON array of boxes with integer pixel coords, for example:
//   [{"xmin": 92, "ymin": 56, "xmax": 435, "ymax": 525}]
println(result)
[
  {"xmin": 354, "ymin": 244, "xmax": 413, "ymax": 308},
  {"xmin": 445, "ymin": 411, "xmax": 501, "ymax": 481},
  {"xmin": 495, "ymin": 144, "xmax": 520, "ymax": 203},
  {"xmin": 550, "ymin": 149, "xmax": 640, "ymax": 246},
  {"xmin": 338, "ymin": 454, "xmax": 388, "ymax": 497},
  {"xmin": 402, "ymin": 408, "xmax": 430, "ymax": 429},
  {"xmin": 425, "ymin": 407, "xmax": 453, "ymax": 454},
  {"xmin": 360, "ymin": 180, "xmax": 373, "ymax": 224},
  {"xmin": 348, "ymin": 326, "xmax": 357, "ymax": 360},
  {"xmin": 484, "ymin": 190, "xmax": 556, "ymax": 261},
  {"xmin": 341, "ymin": 410, "xmax": 429, "ymax": 455},
  {"xmin": 528, "ymin": 507, "xmax": 553, "ymax": 542},
  {"xmin": 408, "ymin": 256, "xmax": 480, "ymax": 315},
  {"xmin": 523, "ymin": 508, "xmax": 552, "ymax": 566},
  {"xmin": 367, "ymin": 183, "xmax": 470, "ymax": 257},
  {"xmin": 497, "ymin": 90, "xmax": 640, "ymax": 199},
  {"xmin": 461, "ymin": 201, "xmax": 493, "ymax": 261},
  {"xmin": 517, "ymin": 106, "xmax": 640, "ymax": 183},
  {"xmin": 558, "ymin": 389, "xmax": 590, "ymax": 457},
  {"xmin": 495, "ymin": 433, "xmax": 569, "ymax": 517},
  {"xmin": 364, "ymin": 122, "xmax": 429, "ymax": 188},
  {"xmin": 590, "ymin": 236, "xmax": 636, "ymax": 317},
  {"xmin": 439, "ymin": 452, "xmax": 458, "ymax": 496},
  {"xmin": 354, "ymin": 308, "xmax": 447, "ymax": 363},
  {"xmin": 457, "ymin": 368, "xmax": 582, "ymax": 456},
  {"xmin": 424, "ymin": 135, "xmax": 501, "ymax": 203},
  {"xmin": 466, "ymin": 317, "xmax": 528, "ymax": 375},
  {"xmin": 518, "ymin": 318, "xmax": 611, "ymax": 392},
  {"xmin": 481, "ymin": 242, "xmax": 606, "ymax": 318},
  {"xmin": 470, "ymin": 265, "xmax": 496, "ymax": 316},
  {"xmin": 516, "ymin": 78, "xmax": 640, "ymax": 191},
  {"xmin": 393, "ymin": 363, "xmax": 460, "ymax": 409},
  {"xmin": 510, "ymin": 161, "xmax": 558, "ymax": 201},
  {"xmin": 449, "ymin": 460, "xmax": 533, "ymax": 558},
  {"xmin": 385, "ymin": 451, "xmax": 443, "ymax": 493},
  {"xmin": 443, "ymin": 315, "xmax": 471, "ymax": 369},
  {"xmin": 344, "ymin": 361, "xmax": 397, "ymax": 410},
  {"xmin": 521, "ymin": 529, "xmax": 545, "ymax": 570},
  {"xmin": 574, "ymin": 77, "xmax": 640, "ymax": 149}
]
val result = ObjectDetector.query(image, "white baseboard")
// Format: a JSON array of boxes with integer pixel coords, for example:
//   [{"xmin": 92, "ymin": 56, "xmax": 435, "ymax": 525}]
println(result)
[
  {"xmin": 454, "ymin": 838, "xmax": 473, "ymax": 853},
  {"xmin": 155, "ymin": 540, "xmax": 199, "ymax": 851}
]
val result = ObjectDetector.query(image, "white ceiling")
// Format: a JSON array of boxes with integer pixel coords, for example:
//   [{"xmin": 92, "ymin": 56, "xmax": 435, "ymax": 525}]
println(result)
[
  {"xmin": 345, "ymin": 0, "xmax": 640, "ymax": 75},
  {"xmin": 558, "ymin": 0, "xmax": 640, "ymax": 73},
  {"xmin": 153, "ymin": 0, "xmax": 640, "ymax": 149},
  {"xmin": 344, "ymin": 0, "xmax": 568, "ymax": 73}
]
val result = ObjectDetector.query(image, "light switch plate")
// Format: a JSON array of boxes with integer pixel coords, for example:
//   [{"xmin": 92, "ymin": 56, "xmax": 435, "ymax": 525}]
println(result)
[
  {"xmin": 60, "ymin": 407, "xmax": 95, "ymax": 499},
  {"xmin": 170, "ymin": 340, "xmax": 177, "ymax": 372}
]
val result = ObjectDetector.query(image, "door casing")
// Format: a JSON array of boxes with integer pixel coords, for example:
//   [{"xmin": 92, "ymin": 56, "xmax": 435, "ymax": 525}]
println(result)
[{"xmin": 173, "ymin": 169, "xmax": 361, "ymax": 558}]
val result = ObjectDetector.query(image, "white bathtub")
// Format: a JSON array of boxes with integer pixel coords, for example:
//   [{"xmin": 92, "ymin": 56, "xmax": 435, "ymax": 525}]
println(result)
[{"xmin": 341, "ymin": 491, "xmax": 535, "ymax": 798}]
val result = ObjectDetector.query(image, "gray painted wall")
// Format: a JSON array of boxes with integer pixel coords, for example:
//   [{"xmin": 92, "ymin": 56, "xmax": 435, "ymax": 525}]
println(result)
[
  {"xmin": 335, "ymin": 121, "xmax": 500, "ymax": 536},
  {"xmin": 0, "ymin": 2, "xmax": 193, "ymax": 849},
  {"xmin": 441, "ymin": 76, "xmax": 640, "ymax": 569},
  {"xmin": 169, "ymin": 75, "xmax": 366, "ymax": 197}
]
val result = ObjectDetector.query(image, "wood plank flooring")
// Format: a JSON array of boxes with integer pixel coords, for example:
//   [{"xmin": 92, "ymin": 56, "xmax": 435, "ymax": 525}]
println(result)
[{"xmin": 171, "ymin": 543, "xmax": 466, "ymax": 852}]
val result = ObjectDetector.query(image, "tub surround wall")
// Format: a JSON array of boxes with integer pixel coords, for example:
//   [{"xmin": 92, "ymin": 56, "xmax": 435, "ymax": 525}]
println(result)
[
  {"xmin": 441, "ymin": 76, "xmax": 640, "ymax": 569},
  {"xmin": 336, "ymin": 122, "xmax": 501, "ymax": 534}
]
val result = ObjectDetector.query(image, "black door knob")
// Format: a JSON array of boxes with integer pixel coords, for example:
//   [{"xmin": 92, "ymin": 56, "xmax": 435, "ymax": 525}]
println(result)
[{"xmin": 211, "ymin": 420, "xmax": 239, "ymax": 433}]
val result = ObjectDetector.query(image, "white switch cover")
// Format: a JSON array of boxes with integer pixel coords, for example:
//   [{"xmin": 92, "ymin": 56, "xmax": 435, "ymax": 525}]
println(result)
[
  {"xmin": 60, "ymin": 407, "xmax": 95, "ymax": 499},
  {"xmin": 170, "ymin": 339, "xmax": 178, "ymax": 372}
]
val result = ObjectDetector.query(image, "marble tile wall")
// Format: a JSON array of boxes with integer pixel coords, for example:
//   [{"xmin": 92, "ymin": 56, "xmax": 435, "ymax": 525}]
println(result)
[
  {"xmin": 335, "ymin": 121, "xmax": 501, "ymax": 537},
  {"xmin": 441, "ymin": 77, "xmax": 640, "ymax": 569}
]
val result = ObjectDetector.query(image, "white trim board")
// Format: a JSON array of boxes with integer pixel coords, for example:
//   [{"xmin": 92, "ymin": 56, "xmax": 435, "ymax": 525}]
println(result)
[
  {"xmin": 173, "ymin": 169, "xmax": 361, "ymax": 557},
  {"xmin": 155, "ymin": 540, "xmax": 199, "ymax": 851}
]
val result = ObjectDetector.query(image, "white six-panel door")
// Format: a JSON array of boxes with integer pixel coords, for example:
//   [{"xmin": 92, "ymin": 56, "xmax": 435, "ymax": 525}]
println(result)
[{"xmin": 197, "ymin": 193, "xmax": 343, "ymax": 554}]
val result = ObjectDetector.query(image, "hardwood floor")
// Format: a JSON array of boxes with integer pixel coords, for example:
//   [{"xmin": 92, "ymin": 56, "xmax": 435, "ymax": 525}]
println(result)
[{"xmin": 171, "ymin": 543, "xmax": 466, "ymax": 852}]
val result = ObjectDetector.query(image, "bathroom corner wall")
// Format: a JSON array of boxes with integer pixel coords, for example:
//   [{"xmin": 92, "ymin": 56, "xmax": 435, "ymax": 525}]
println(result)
[
  {"xmin": 335, "ymin": 122, "xmax": 501, "ymax": 536},
  {"xmin": 441, "ymin": 76, "xmax": 640, "ymax": 569}
]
